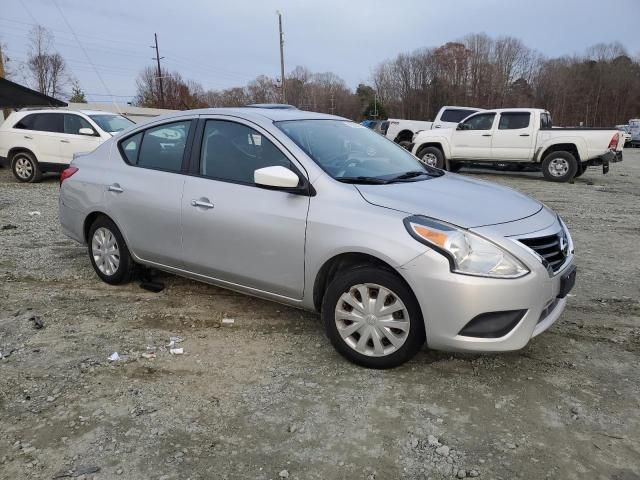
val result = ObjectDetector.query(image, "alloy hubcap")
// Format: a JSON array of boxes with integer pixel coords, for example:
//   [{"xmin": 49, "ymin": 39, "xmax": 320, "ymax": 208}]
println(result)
[
  {"xmin": 421, "ymin": 153, "xmax": 438, "ymax": 167},
  {"xmin": 15, "ymin": 157, "xmax": 33, "ymax": 179},
  {"xmin": 335, "ymin": 283, "xmax": 410, "ymax": 357},
  {"xmin": 91, "ymin": 227, "xmax": 120, "ymax": 276},
  {"xmin": 549, "ymin": 158, "xmax": 569, "ymax": 177}
]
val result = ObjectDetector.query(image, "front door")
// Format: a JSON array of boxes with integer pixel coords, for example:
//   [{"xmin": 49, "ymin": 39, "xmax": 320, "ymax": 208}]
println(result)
[
  {"xmin": 59, "ymin": 113, "xmax": 103, "ymax": 162},
  {"xmin": 180, "ymin": 118, "xmax": 309, "ymax": 299},
  {"xmin": 450, "ymin": 112, "xmax": 496, "ymax": 159},
  {"xmin": 491, "ymin": 112, "xmax": 535, "ymax": 160}
]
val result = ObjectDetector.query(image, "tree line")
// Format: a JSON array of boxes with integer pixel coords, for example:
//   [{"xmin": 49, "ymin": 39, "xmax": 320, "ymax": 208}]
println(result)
[{"xmin": 5, "ymin": 26, "xmax": 639, "ymax": 127}]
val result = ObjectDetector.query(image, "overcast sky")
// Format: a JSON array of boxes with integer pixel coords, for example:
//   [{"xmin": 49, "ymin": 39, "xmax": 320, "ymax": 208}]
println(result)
[{"xmin": 1, "ymin": 0, "xmax": 638, "ymax": 102}]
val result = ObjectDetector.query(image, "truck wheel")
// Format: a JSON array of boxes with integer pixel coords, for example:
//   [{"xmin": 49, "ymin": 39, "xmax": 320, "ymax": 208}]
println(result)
[
  {"xmin": 11, "ymin": 151, "xmax": 42, "ymax": 183},
  {"xmin": 398, "ymin": 140, "xmax": 412, "ymax": 150},
  {"xmin": 417, "ymin": 146, "xmax": 444, "ymax": 169},
  {"xmin": 541, "ymin": 151, "xmax": 578, "ymax": 182}
]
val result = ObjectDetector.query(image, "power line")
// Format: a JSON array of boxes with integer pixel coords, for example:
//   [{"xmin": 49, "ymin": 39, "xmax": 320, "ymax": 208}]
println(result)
[{"xmin": 50, "ymin": 0, "xmax": 122, "ymax": 113}]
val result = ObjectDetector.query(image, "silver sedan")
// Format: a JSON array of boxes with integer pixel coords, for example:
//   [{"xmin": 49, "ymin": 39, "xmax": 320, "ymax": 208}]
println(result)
[{"xmin": 59, "ymin": 107, "xmax": 576, "ymax": 368}]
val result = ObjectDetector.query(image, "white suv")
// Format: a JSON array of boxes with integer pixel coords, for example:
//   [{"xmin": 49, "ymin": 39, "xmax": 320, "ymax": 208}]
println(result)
[{"xmin": 0, "ymin": 109, "xmax": 134, "ymax": 182}]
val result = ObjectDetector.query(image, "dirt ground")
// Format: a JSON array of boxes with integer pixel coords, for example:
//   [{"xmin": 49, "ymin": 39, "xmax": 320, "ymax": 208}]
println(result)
[{"xmin": 1, "ymin": 151, "xmax": 639, "ymax": 480}]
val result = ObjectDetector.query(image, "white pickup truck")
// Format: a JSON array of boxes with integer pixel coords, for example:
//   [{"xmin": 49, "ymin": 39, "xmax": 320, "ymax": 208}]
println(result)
[
  {"xmin": 411, "ymin": 108, "xmax": 623, "ymax": 182},
  {"xmin": 386, "ymin": 106, "xmax": 483, "ymax": 147}
]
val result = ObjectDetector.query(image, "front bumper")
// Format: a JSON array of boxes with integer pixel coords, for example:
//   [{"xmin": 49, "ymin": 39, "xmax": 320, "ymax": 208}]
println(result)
[{"xmin": 399, "ymin": 220, "xmax": 574, "ymax": 352}]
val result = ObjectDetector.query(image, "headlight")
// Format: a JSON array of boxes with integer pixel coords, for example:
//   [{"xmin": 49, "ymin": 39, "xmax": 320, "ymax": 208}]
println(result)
[
  {"xmin": 558, "ymin": 216, "xmax": 574, "ymax": 255},
  {"xmin": 404, "ymin": 216, "xmax": 529, "ymax": 278}
]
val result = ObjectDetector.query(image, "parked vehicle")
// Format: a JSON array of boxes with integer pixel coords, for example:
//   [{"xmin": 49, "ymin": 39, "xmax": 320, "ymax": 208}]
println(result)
[
  {"xmin": 59, "ymin": 107, "xmax": 576, "ymax": 368},
  {"xmin": 0, "ymin": 108, "xmax": 135, "ymax": 183},
  {"xmin": 411, "ymin": 108, "xmax": 623, "ymax": 182},
  {"xmin": 386, "ymin": 106, "xmax": 483, "ymax": 147},
  {"xmin": 361, "ymin": 119, "xmax": 389, "ymax": 136},
  {"xmin": 629, "ymin": 119, "xmax": 640, "ymax": 147},
  {"xmin": 615, "ymin": 125, "xmax": 632, "ymax": 146}
]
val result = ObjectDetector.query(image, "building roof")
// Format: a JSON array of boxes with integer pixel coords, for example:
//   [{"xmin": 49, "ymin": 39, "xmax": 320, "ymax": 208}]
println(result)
[{"xmin": 0, "ymin": 77, "xmax": 67, "ymax": 108}]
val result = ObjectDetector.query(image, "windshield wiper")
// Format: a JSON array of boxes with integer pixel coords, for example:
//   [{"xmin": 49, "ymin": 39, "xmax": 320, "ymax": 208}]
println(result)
[
  {"xmin": 336, "ymin": 176, "xmax": 390, "ymax": 184},
  {"xmin": 389, "ymin": 169, "xmax": 442, "ymax": 182}
]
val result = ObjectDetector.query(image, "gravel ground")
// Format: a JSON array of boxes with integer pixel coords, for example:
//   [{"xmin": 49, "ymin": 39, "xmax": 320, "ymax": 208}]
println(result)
[{"xmin": 0, "ymin": 153, "xmax": 639, "ymax": 480}]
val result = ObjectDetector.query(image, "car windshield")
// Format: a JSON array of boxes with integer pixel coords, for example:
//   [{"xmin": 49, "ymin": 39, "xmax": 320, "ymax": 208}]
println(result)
[
  {"xmin": 89, "ymin": 114, "xmax": 134, "ymax": 133},
  {"xmin": 276, "ymin": 119, "xmax": 441, "ymax": 182}
]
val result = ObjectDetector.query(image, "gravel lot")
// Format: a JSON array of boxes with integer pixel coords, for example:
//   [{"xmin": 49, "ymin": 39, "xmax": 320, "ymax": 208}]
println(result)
[{"xmin": 1, "ymin": 153, "xmax": 639, "ymax": 480}]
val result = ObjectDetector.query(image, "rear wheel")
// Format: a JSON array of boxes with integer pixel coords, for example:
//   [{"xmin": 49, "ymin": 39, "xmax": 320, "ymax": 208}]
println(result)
[
  {"xmin": 11, "ymin": 151, "xmax": 42, "ymax": 183},
  {"xmin": 398, "ymin": 140, "xmax": 412, "ymax": 150},
  {"xmin": 322, "ymin": 266, "xmax": 425, "ymax": 369},
  {"xmin": 541, "ymin": 151, "xmax": 578, "ymax": 182},
  {"xmin": 88, "ymin": 216, "xmax": 134, "ymax": 285},
  {"xmin": 417, "ymin": 146, "xmax": 444, "ymax": 169}
]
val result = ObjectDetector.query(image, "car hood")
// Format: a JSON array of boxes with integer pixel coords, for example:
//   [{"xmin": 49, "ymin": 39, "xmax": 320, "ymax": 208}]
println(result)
[{"xmin": 355, "ymin": 173, "xmax": 542, "ymax": 228}]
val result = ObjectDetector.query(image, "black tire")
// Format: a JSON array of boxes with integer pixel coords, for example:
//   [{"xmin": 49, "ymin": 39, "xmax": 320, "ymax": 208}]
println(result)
[
  {"xmin": 574, "ymin": 162, "xmax": 586, "ymax": 178},
  {"xmin": 448, "ymin": 162, "xmax": 463, "ymax": 173},
  {"xmin": 322, "ymin": 266, "xmax": 425, "ymax": 369},
  {"xmin": 417, "ymin": 146, "xmax": 445, "ymax": 169},
  {"xmin": 11, "ymin": 151, "xmax": 42, "ymax": 183},
  {"xmin": 398, "ymin": 140, "xmax": 412, "ymax": 150},
  {"xmin": 87, "ymin": 216, "xmax": 134, "ymax": 285},
  {"xmin": 541, "ymin": 151, "xmax": 578, "ymax": 182}
]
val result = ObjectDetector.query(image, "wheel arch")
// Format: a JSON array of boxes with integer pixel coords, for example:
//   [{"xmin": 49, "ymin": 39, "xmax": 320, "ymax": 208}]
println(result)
[
  {"xmin": 415, "ymin": 141, "xmax": 448, "ymax": 159},
  {"xmin": 8, "ymin": 147, "xmax": 38, "ymax": 165},
  {"xmin": 312, "ymin": 251, "xmax": 410, "ymax": 313},
  {"xmin": 394, "ymin": 129, "xmax": 414, "ymax": 143},
  {"xmin": 538, "ymin": 142, "xmax": 582, "ymax": 163}
]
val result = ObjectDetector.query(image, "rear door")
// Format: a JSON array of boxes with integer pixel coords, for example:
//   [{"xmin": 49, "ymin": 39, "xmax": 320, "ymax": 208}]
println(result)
[
  {"xmin": 59, "ymin": 113, "xmax": 103, "ymax": 162},
  {"xmin": 105, "ymin": 119, "xmax": 195, "ymax": 266},
  {"xmin": 180, "ymin": 117, "xmax": 309, "ymax": 299},
  {"xmin": 28, "ymin": 113, "xmax": 65, "ymax": 164},
  {"xmin": 491, "ymin": 111, "xmax": 535, "ymax": 160},
  {"xmin": 450, "ymin": 112, "xmax": 496, "ymax": 159}
]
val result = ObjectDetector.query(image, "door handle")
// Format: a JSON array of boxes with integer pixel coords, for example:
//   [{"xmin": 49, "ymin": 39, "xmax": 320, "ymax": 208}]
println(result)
[
  {"xmin": 519, "ymin": 134, "xmax": 530, "ymax": 137},
  {"xmin": 482, "ymin": 134, "xmax": 492, "ymax": 137},
  {"xmin": 60, "ymin": 139, "xmax": 70, "ymax": 143},
  {"xmin": 191, "ymin": 199, "xmax": 214, "ymax": 209},
  {"xmin": 24, "ymin": 135, "xmax": 33, "ymax": 140},
  {"xmin": 108, "ymin": 184, "xmax": 124, "ymax": 193},
  {"xmin": 435, "ymin": 125, "xmax": 441, "ymax": 128}
]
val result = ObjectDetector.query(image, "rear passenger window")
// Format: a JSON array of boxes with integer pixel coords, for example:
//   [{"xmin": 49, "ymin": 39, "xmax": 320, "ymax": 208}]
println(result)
[
  {"xmin": 498, "ymin": 112, "xmax": 531, "ymax": 130},
  {"xmin": 200, "ymin": 120, "xmax": 292, "ymax": 184},
  {"xmin": 32, "ymin": 113, "xmax": 64, "ymax": 133},
  {"xmin": 14, "ymin": 114, "xmax": 37, "ymax": 130},
  {"xmin": 126, "ymin": 121, "xmax": 192, "ymax": 172},
  {"xmin": 120, "ymin": 132, "xmax": 142, "ymax": 165}
]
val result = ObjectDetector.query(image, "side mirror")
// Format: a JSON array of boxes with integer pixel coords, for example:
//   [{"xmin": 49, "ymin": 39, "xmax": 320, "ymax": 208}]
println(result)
[
  {"xmin": 254, "ymin": 166, "xmax": 300, "ymax": 189},
  {"xmin": 456, "ymin": 123, "xmax": 465, "ymax": 131},
  {"xmin": 79, "ymin": 127, "xmax": 96, "ymax": 136}
]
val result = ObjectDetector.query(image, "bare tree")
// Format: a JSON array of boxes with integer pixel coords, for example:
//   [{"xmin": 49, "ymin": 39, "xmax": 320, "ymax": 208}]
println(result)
[{"xmin": 27, "ymin": 25, "xmax": 69, "ymax": 98}]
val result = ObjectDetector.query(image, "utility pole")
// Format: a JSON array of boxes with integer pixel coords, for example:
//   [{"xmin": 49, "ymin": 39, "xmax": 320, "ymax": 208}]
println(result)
[
  {"xmin": 277, "ymin": 11, "xmax": 286, "ymax": 104},
  {"xmin": 151, "ymin": 33, "xmax": 165, "ymax": 108},
  {"xmin": 330, "ymin": 92, "xmax": 335, "ymax": 115}
]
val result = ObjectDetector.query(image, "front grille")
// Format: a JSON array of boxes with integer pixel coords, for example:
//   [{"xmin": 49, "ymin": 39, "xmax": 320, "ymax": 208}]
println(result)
[{"xmin": 519, "ymin": 233, "xmax": 567, "ymax": 273}]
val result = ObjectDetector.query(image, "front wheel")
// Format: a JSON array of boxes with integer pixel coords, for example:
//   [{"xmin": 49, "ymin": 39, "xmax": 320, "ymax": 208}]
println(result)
[
  {"xmin": 417, "ymin": 146, "xmax": 445, "ymax": 169},
  {"xmin": 541, "ymin": 151, "xmax": 578, "ymax": 182},
  {"xmin": 88, "ymin": 216, "xmax": 134, "ymax": 285},
  {"xmin": 322, "ymin": 267, "xmax": 425, "ymax": 369}
]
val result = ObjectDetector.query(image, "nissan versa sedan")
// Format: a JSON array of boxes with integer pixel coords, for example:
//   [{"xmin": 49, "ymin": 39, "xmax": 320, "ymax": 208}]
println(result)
[{"xmin": 58, "ymin": 107, "xmax": 576, "ymax": 368}]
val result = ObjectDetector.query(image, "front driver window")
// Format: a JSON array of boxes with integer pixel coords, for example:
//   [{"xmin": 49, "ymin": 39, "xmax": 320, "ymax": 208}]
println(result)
[
  {"xmin": 462, "ymin": 113, "xmax": 496, "ymax": 131},
  {"xmin": 200, "ymin": 120, "xmax": 292, "ymax": 184},
  {"xmin": 64, "ymin": 114, "xmax": 94, "ymax": 135}
]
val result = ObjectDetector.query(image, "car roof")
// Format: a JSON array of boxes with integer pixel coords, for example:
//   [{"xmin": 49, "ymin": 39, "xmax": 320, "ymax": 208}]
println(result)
[
  {"xmin": 180, "ymin": 107, "xmax": 345, "ymax": 122},
  {"xmin": 15, "ymin": 108, "xmax": 120, "ymax": 116}
]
